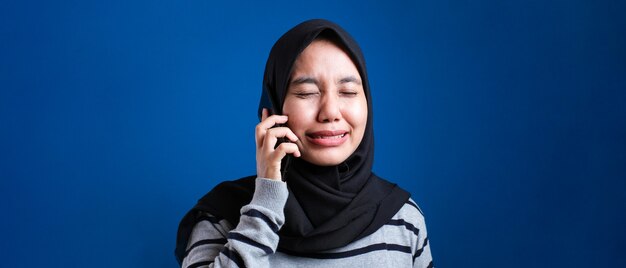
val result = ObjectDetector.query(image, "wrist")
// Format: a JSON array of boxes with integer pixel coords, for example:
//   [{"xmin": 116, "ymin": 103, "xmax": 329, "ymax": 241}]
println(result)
[{"xmin": 251, "ymin": 177, "xmax": 289, "ymax": 212}]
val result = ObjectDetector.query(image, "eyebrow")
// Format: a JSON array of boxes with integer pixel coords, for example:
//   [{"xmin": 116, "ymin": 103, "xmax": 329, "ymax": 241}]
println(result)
[
  {"xmin": 290, "ymin": 75, "xmax": 362, "ymax": 86},
  {"xmin": 290, "ymin": 76, "xmax": 318, "ymax": 86},
  {"xmin": 338, "ymin": 75, "xmax": 362, "ymax": 85}
]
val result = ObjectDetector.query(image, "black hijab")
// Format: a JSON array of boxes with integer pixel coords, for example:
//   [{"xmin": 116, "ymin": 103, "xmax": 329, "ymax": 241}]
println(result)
[{"xmin": 175, "ymin": 19, "xmax": 410, "ymax": 264}]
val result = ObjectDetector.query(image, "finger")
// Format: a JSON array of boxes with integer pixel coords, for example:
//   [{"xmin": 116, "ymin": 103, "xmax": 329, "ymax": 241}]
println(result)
[
  {"xmin": 270, "ymin": 142, "xmax": 301, "ymax": 163},
  {"xmin": 293, "ymin": 137, "xmax": 305, "ymax": 151},
  {"xmin": 263, "ymin": 127, "xmax": 299, "ymax": 153},
  {"xmin": 266, "ymin": 127, "xmax": 299, "ymax": 143},
  {"xmin": 260, "ymin": 114, "xmax": 288, "ymax": 129},
  {"xmin": 255, "ymin": 115, "xmax": 289, "ymax": 147},
  {"xmin": 256, "ymin": 108, "xmax": 269, "ymax": 147}
]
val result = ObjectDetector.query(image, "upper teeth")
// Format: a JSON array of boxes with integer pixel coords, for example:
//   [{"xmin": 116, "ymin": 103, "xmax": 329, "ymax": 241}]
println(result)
[{"xmin": 313, "ymin": 133, "xmax": 345, "ymax": 139}]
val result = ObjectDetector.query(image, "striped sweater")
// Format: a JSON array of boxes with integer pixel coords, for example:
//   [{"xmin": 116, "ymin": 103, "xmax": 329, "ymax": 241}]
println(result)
[{"xmin": 181, "ymin": 178, "xmax": 433, "ymax": 268}]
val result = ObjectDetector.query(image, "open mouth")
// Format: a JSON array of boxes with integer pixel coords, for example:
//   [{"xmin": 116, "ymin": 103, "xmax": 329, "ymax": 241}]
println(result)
[
  {"xmin": 308, "ymin": 133, "xmax": 347, "ymax": 139},
  {"xmin": 306, "ymin": 130, "xmax": 349, "ymax": 146}
]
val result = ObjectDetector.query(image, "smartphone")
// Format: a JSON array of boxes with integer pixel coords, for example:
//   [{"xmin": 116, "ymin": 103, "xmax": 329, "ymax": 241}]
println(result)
[
  {"xmin": 258, "ymin": 87, "xmax": 292, "ymax": 179},
  {"xmin": 258, "ymin": 87, "xmax": 276, "ymax": 120},
  {"xmin": 258, "ymin": 87, "xmax": 290, "ymax": 147}
]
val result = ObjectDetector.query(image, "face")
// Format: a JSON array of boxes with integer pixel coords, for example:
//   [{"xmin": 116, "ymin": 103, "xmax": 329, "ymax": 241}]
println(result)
[{"xmin": 282, "ymin": 39, "xmax": 368, "ymax": 166}]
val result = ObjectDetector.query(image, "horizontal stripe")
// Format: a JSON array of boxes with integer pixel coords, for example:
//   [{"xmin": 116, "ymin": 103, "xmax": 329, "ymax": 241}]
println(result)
[
  {"xmin": 413, "ymin": 237, "xmax": 429, "ymax": 260},
  {"xmin": 221, "ymin": 247, "xmax": 245, "ymax": 268},
  {"xmin": 242, "ymin": 209, "xmax": 279, "ymax": 233},
  {"xmin": 387, "ymin": 219, "xmax": 420, "ymax": 236},
  {"xmin": 281, "ymin": 243, "xmax": 411, "ymax": 259},
  {"xmin": 413, "ymin": 247, "xmax": 423, "ymax": 260},
  {"xmin": 427, "ymin": 260, "xmax": 434, "ymax": 268},
  {"xmin": 228, "ymin": 232, "xmax": 274, "ymax": 254},
  {"xmin": 184, "ymin": 238, "xmax": 228, "ymax": 259},
  {"xmin": 187, "ymin": 260, "xmax": 213, "ymax": 268}
]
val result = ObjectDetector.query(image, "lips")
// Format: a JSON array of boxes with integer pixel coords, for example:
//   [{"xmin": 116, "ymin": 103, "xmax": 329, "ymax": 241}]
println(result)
[{"xmin": 306, "ymin": 130, "xmax": 349, "ymax": 146}]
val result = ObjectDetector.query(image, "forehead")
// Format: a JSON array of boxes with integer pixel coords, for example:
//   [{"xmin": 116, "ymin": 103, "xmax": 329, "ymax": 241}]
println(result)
[
  {"xmin": 297, "ymin": 39, "xmax": 349, "ymax": 60},
  {"xmin": 292, "ymin": 39, "xmax": 360, "ymax": 75}
]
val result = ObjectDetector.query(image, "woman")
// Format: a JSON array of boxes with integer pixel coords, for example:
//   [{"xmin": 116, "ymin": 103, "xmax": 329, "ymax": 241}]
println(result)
[{"xmin": 175, "ymin": 19, "xmax": 433, "ymax": 267}]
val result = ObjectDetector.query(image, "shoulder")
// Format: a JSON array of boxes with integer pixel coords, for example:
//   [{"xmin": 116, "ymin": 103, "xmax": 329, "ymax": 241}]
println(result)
[
  {"xmin": 390, "ymin": 198, "xmax": 428, "ymax": 235},
  {"xmin": 402, "ymin": 198, "xmax": 425, "ymax": 218}
]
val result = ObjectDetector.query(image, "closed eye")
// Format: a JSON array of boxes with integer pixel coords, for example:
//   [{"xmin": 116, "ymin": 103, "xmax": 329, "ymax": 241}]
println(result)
[
  {"xmin": 340, "ymin": 91, "xmax": 358, "ymax": 97},
  {"xmin": 294, "ymin": 92, "xmax": 319, "ymax": 98}
]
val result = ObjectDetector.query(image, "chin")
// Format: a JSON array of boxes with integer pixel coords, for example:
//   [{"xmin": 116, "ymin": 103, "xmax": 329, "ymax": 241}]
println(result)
[{"xmin": 302, "ymin": 152, "xmax": 350, "ymax": 166}]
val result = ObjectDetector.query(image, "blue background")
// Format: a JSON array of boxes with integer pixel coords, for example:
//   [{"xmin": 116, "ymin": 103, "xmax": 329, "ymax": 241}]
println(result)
[{"xmin": 2, "ymin": 0, "xmax": 625, "ymax": 267}]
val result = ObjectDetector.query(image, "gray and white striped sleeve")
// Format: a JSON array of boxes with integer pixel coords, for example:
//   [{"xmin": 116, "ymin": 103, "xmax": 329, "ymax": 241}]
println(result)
[
  {"xmin": 410, "ymin": 200, "xmax": 433, "ymax": 268},
  {"xmin": 181, "ymin": 178, "xmax": 288, "ymax": 268}
]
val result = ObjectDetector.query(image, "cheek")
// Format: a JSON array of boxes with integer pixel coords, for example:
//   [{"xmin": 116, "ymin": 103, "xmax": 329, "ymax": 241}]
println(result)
[
  {"xmin": 347, "ymin": 100, "xmax": 368, "ymax": 131},
  {"xmin": 283, "ymin": 100, "xmax": 314, "ymax": 134}
]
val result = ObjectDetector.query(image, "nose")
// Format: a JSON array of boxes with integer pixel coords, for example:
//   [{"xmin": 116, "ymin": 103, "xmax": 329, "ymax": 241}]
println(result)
[{"xmin": 317, "ymin": 92, "xmax": 342, "ymax": 123}]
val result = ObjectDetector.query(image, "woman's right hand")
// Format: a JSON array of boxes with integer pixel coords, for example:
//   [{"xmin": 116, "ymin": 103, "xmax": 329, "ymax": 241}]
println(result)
[{"xmin": 255, "ymin": 108, "xmax": 301, "ymax": 181}]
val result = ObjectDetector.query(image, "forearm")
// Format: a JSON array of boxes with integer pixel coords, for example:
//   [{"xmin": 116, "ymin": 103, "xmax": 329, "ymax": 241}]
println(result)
[{"xmin": 182, "ymin": 178, "xmax": 288, "ymax": 268}]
